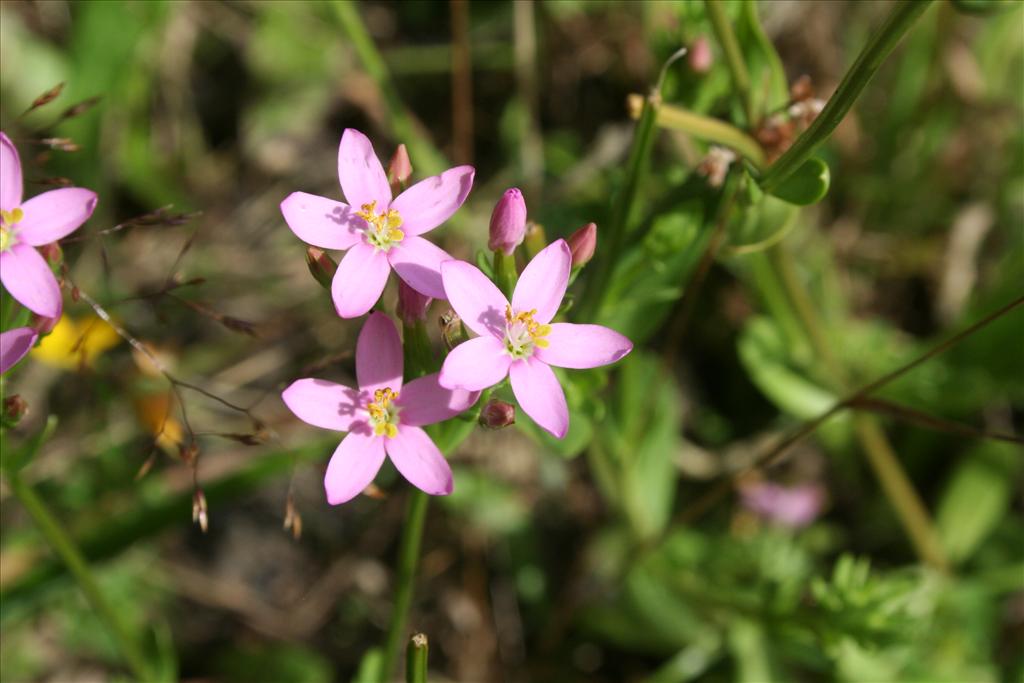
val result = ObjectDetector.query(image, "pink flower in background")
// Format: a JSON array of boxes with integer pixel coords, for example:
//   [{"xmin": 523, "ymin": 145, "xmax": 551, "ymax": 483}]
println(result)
[
  {"xmin": 740, "ymin": 482, "xmax": 825, "ymax": 529},
  {"xmin": 280, "ymin": 129, "xmax": 474, "ymax": 318},
  {"xmin": 1, "ymin": 132, "xmax": 97, "ymax": 318},
  {"xmin": 0, "ymin": 326, "xmax": 37, "ymax": 375},
  {"xmin": 282, "ymin": 312, "xmax": 478, "ymax": 504},
  {"xmin": 439, "ymin": 239, "xmax": 633, "ymax": 438}
]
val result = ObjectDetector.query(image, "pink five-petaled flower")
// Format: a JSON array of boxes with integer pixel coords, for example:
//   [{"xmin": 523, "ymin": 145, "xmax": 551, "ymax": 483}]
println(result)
[
  {"xmin": 280, "ymin": 129, "xmax": 474, "ymax": 318},
  {"xmin": 282, "ymin": 312, "xmax": 478, "ymax": 505},
  {"xmin": 0, "ymin": 326, "xmax": 37, "ymax": 375},
  {"xmin": 1, "ymin": 132, "xmax": 97, "ymax": 318},
  {"xmin": 438, "ymin": 239, "xmax": 633, "ymax": 438}
]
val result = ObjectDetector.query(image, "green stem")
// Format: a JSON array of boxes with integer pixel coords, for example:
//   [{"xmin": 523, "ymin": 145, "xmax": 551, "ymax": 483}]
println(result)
[
  {"xmin": 333, "ymin": 1, "xmax": 448, "ymax": 177},
  {"xmin": 380, "ymin": 490, "xmax": 430, "ymax": 683},
  {"xmin": 493, "ymin": 250, "xmax": 518, "ymax": 299},
  {"xmin": 760, "ymin": 0, "xmax": 933, "ymax": 191},
  {"xmin": 635, "ymin": 97, "xmax": 766, "ymax": 168},
  {"xmin": 405, "ymin": 632, "xmax": 429, "ymax": 683},
  {"xmin": 5, "ymin": 469, "xmax": 154, "ymax": 681},
  {"xmin": 770, "ymin": 245, "xmax": 948, "ymax": 571},
  {"xmin": 705, "ymin": 0, "xmax": 755, "ymax": 126},
  {"xmin": 577, "ymin": 92, "xmax": 659, "ymax": 321}
]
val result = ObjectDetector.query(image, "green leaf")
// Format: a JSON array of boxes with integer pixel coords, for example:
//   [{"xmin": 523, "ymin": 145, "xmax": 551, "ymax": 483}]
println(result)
[
  {"xmin": 766, "ymin": 157, "xmax": 831, "ymax": 205},
  {"xmin": 936, "ymin": 442, "xmax": 1019, "ymax": 564}
]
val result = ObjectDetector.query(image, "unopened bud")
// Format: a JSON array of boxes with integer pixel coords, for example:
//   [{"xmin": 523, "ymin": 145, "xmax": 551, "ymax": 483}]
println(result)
[
  {"xmin": 397, "ymin": 279, "xmax": 432, "ymax": 325},
  {"xmin": 688, "ymin": 36, "xmax": 713, "ymax": 74},
  {"xmin": 488, "ymin": 188, "xmax": 527, "ymax": 255},
  {"xmin": 697, "ymin": 146, "xmax": 737, "ymax": 188},
  {"xmin": 567, "ymin": 223, "xmax": 597, "ymax": 269},
  {"xmin": 37, "ymin": 242, "xmax": 63, "ymax": 266},
  {"xmin": 479, "ymin": 399, "xmax": 515, "ymax": 429},
  {"xmin": 306, "ymin": 247, "xmax": 337, "ymax": 290},
  {"xmin": 523, "ymin": 221, "xmax": 547, "ymax": 259},
  {"xmin": 388, "ymin": 144, "xmax": 412, "ymax": 194},
  {"xmin": 192, "ymin": 489, "xmax": 208, "ymax": 533},
  {"xmin": 2, "ymin": 395, "xmax": 29, "ymax": 426},
  {"xmin": 439, "ymin": 311, "xmax": 468, "ymax": 350}
]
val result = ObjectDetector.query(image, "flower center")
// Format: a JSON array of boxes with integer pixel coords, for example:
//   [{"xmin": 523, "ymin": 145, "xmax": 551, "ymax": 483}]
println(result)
[
  {"xmin": 504, "ymin": 305, "xmax": 551, "ymax": 359},
  {"xmin": 367, "ymin": 387, "xmax": 401, "ymax": 438},
  {"xmin": 356, "ymin": 201, "xmax": 404, "ymax": 251},
  {"xmin": 0, "ymin": 207, "xmax": 24, "ymax": 253}
]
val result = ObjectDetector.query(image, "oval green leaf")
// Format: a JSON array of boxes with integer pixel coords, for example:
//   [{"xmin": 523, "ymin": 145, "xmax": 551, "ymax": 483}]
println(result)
[{"xmin": 767, "ymin": 157, "xmax": 830, "ymax": 206}]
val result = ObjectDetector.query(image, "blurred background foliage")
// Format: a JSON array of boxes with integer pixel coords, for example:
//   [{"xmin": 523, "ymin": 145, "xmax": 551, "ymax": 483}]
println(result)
[{"xmin": 0, "ymin": 1, "xmax": 1022, "ymax": 681}]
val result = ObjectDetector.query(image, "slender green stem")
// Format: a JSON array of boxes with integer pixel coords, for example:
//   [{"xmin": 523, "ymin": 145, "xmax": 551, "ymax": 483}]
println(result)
[
  {"xmin": 770, "ymin": 245, "xmax": 948, "ymax": 571},
  {"xmin": 577, "ymin": 92, "xmax": 659, "ymax": 321},
  {"xmin": 380, "ymin": 490, "xmax": 430, "ymax": 683},
  {"xmin": 705, "ymin": 0, "xmax": 755, "ymax": 126},
  {"xmin": 631, "ymin": 96, "xmax": 766, "ymax": 168},
  {"xmin": 405, "ymin": 632, "xmax": 429, "ymax": 683},
  {"xmin": 493, "ymin": 250, "xmax": 518, "ymax": 299},
  {"xmin": 333, "ymin": 1, "xmax": 448, "ymax": 177},
  {"xmin": 5, "ymin": 469, "xmax": 154, "ymax": 681},
  {"xmin": 760, "ymin": 0, "xmax": 933, "ymax": 191}
]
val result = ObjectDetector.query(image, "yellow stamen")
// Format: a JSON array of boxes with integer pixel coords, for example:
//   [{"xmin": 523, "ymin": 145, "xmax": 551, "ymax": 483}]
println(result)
[
  {"xmin": 367, "ymin": 387, "xmax": 400, "ymax": 438},
  {"xmin": 356, "ymin": 201, "xmax": 405, "ymax": 250}
]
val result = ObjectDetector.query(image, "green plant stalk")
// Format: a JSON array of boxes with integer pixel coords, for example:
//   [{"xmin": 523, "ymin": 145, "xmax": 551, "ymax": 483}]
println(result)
[
  {"xmin": 770, "ymin": 245, "xmax": 948, "ymax": 571},
  {"xmin": 5, "ymin": 468, "xmax": 154, "ymax": 681},
  {"xmin": 577, "ymin": 93, "xmax": 659, "ymax": 321},
  {"xmin": 705, "ymin": 0, "xmax": 755, "ymax": 126},
  {"xmin": 333, "ymin": 1, "xmax": 448, "ymax": 177},
  {"xmin": 493, "ymin": 250, "xmax": 518, "ymax": 299},
  {"xmin": 760, "ymin": 0, "xmax": 933, "ymax": 191},
  {"xmin": 405, "ymin": 633, "xmax": 429, "ymax": 683},
  {"xmin": 380, "ymin": 490, "xmax": 429, "ymax": 683},
  {"xmin": 402, "ymin": 321, "xmax": 436, "ymax": 379},
  {"xmin": 642, "ymin": 100, "xmax": 766, "ymax": 168}
]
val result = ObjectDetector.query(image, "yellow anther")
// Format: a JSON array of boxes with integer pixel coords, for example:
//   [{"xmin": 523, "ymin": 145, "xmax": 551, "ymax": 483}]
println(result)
[
  {"xmin": 368, "ymin": 386, "xmax": 400, "ymax": 438},
  {"xmin": 357, "ymin": 202, "xmax": 405, "ymax": 250},
  {"xmin": 1, "ymin": 207, "xmax": 24, "ymax": 226}
]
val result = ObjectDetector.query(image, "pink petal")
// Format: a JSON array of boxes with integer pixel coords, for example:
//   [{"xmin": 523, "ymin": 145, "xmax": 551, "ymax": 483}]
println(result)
[
  {"xmin": 390, "ymin": 165, "xmax": 475, "ymax": 236},
  {"xmin": 440, "ymin": 260, "xmax": 509, "ymax": 338},
  {"xmin": 509, "ymin": 357, "xmax": 568, "ymax": 438},
  {"xmin": 385, "ymin": 425, "xmax": 453, "ymax": 496},
  {"xmin": 331, "ymin": 242, "xmax": 390, "ymax": 318},
  {"xmin": 438, "ymin": 335, "xmax": 510, "ymax": 391},
  {"xmin": 534, "ymin": 323, "xmax": 632, "ymax": 369},
  {"xmin": 387, "ymin": 235, "xmax": 452, "ymax": 300},
  {"xmin": 356, "ymin": 311, "xmax": 404, "ymax": 394},
  {"xmin": 282, "ymin": 378, "xmax": 364, "ymax": 431},
  {"xmin": 397, "ymin": 373, "xmax": 479, "ymax": 427},
  {"xmin": 280, "ymin": 192, "xmax": 364, "ymax": 250},
  {"xmin": 324, "ymin": 429, "xmax": 387, "ymax": 505},
  {"xmin": 17, "ymin": 188, "xmax": 97, "ymax": 246},
  {"xmin": 0, "ymin": 326, "xmax": 37, "ymax": 375},
  {"xmin": 337, "ymin": 128, "xmax": 391, "ymax": 210},
  {"xmin": 0, "ymin": 244, "xmax": 62, "ymax": 318},
  {"xmin": 511, "ymin": 239, "xmax": 571, "ymax": 323},
  {"xmin": 1, "ymin": 132, "xmax": 22, "ymax": 210}
]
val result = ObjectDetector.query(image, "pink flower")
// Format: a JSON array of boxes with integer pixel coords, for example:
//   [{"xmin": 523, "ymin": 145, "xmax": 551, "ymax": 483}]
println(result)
[
  {"xmin": 0, "ymin": 326, "xmax": 37, "ymax": 375},
  {"xmin": 1, "ymin": 132, "xmax": 97, "ymax": 318},
  {"xmin": 438, "ymin": 239, "xmax": 633, "ymax": 438},
  {"xmin": 740, "ymin": 482, "xmax": 825, "ymax": 529},
  {"xmin": 282, "ymin": 312, "xmax": 478, "ymax": 504},
  {"xmin": 280, "ymin": 129, "xmax": 474, "ymax": 318}
]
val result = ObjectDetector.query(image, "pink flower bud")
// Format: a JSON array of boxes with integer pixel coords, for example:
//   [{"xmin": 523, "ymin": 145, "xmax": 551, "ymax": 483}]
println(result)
[
  {"xmin": 688, "ymin": 36, "xmax": 713, "ymax": 74},
  {"xmin": 388, "ymin": 144, "xmax": 412, "ymax": 193},
  {"xmin": 38, "ymin": 242, "xmax": 63, "ymax": 267},
  {"xmin": 488, "ymin": 188, "xmax": 528, "ymax": 255},
  {"xmin": 397, "ymin": 279, "xmax": 432, "ymax": 325},
  {"xmin": 2, "ymin": 395, "xmax": 28, "ymax": 426},
  {"xmin": 306, "ymin": 247, "xmax": 337, "ymax": 290},
  {"xmin": 567, "ymin": 222, "xmax": 597, "ymax": 268},
  {"xmin": 479, "ymin": 399, "xmax": 515, "ymax": 429}
]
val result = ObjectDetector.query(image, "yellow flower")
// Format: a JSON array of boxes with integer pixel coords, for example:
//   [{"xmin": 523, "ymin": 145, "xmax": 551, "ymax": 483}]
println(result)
[{"xmin": 32, "ymin": 315, "xmax": 120, "ymax": 370}]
